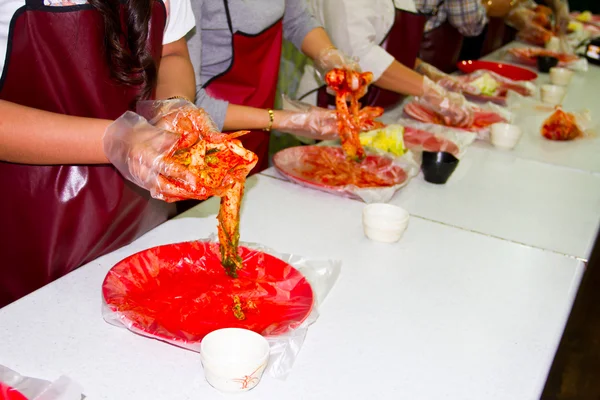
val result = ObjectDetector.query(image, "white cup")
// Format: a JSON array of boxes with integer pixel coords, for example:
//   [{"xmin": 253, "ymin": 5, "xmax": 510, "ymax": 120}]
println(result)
[
  {"xmin": 540, "ymin": 84, "xmax": 567, "ymax": 105},
  {"xmin": 201, "ymin": 328, "xmax": 270, "ymax": 393},
  {"xmin": 362, "ymin": 203, "xmax": 409, "ymax": 243},
  {"xmin": 490, "ymin": 123, "xmax": 522, "ymax": 150},
  {"xmin": 549, "ymin": 67, "xmax": 574, "ymax": 86}
]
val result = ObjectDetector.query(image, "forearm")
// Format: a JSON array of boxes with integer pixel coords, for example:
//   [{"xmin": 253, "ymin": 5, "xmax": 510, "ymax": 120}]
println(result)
[
  {"xmin": 222, "ymin": 104, "xmax": 296, "ymax": 132},
  {"xmin": 156, "ymin": 38, "xmax": 196, "ymax": 101},
  {"xmin": 374, "ymin": 60, "xmax": 425, "ymax": 97},
  {"xmin": 0, "ymin": 100, "xmax": 109, "ymax": 164},
  {"xmin": 155, "ymin": 54, "xmax": 196, "ymax": 101},
  {"xmin": 300, "ymin": 27, "xmax": 335, "ymax": 60}
]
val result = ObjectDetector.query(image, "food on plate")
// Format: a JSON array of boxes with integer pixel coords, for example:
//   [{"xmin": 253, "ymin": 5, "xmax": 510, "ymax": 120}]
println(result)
[
  {"xmin": 160, "ymin": 108, "xmax": 258, "ymax": 278},
  {"xmin": 403, "ymin": 127, "xmax": 461, "ymax": 156},
  {"xmin": 470, "ymin": 72, "xmax": 500, "ymax": 96},
  {"xmin": 576, "ymin": 11, "xmax": 593, "ymax": 22},
  {"xmin": 508, "ymin": 48, "xmax": 579, "ymax": 66},
  {"xmin": 325, "ymin": 68, "xmax": 385, "ymax": 162},
  {"xmin": 568, "ymin": 20, "xmax": 584, "ymax": 32},
  {"xmin": 303, "ymin": 147, "xmax": 406, "ymax": 187},
  {"xmin": 359, "ymin": 125, "xmax": 406, "ymax": 156},
  {"xmin": 404, "ymin": 100, "xmax": 506, "ymax": 131},
  {"xmin": 517, "ymin": 25, "xmax": 554, "ymax": 47},
  {"xmin": 540, "ymin": 108, "xmax": 583, "ymax": 141}
]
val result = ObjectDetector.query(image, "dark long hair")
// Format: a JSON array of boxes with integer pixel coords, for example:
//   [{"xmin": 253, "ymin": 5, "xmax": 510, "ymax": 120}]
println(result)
[{"xmin": 89, "ymin": 0, "xmax": 157, "ymax": 100}]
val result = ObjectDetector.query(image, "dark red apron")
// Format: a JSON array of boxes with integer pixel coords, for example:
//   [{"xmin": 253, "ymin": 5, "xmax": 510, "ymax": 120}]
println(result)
[
  {"xmin": 317, "ymin": 2, "xmax": 429, "ymax": 110},
  {"xmin": 0, "ymin": 0, "xmax": 174, "ymax": 307},
  {"xmin": 419, "ymin": 22, "xmax": 464, "ymax": 73},
  {"xmin": 204, "ymin": 0, "xmax": 283, "ymax": 174}
]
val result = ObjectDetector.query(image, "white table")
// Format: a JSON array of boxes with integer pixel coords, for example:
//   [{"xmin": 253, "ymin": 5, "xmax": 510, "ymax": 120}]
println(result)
[
  {"xmin": 262, "ymin": 151, "xmax": 600, "ymax": 260},
  {"xmin": 0, "ymin": 175, "xmax": 585, "ymax": 400},
  {"xmin": 480, "ymin": 42, "xmax": 600, "ymax": 174}
]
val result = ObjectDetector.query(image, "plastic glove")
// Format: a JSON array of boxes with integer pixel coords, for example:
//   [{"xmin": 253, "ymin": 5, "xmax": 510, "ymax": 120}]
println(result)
[
  {"xmin": 104, "ymin": 100, "xmax": 248, "ymax": 202},
  {"xmin": 415, "ymin": 61, "xmax": 448, "ymax": 82},
  {"xmin": 275, "ymin": 99, "xmax": 340, "ymax": 140},
  {"xmin": 313, "ymin": 47, "xmax": 361, "ymax": 83},
  {"xmin": 416, "ymin": 77, "xmax": 475, "ymax": 128}
]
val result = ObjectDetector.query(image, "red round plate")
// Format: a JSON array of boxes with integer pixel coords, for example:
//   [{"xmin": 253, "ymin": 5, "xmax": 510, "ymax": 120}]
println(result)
[
  {"xmin": 273, "ymin": 146, "xmax": 408, "ymax": 199},
  {"xmin": 102, "ymin": 241, "xmax": 314, "ymax": 344},
  {"xmin": 457, "ymin": 60, "xmax": 538, "ymax": 81},
  {"xmin": 0, "ymin": 383, "xmax": 27, "ymax": 400}
]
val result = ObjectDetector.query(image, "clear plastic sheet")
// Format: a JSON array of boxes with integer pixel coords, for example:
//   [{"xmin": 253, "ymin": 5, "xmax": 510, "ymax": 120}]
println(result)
[
  {"xmin": 506, "ymin": 91, "xmax": 597, "ymax": 141},
  {"xmin": 273, "ymin": 145, "xmax": 419, "ymax": 203},
  {"xmin": 505, "ymin": 47, "xmax": 588, "ymax": 71},
  {"xmin": 0, "ymin": 366, "xmax": 83, "ymax": 400},
  {"xmin": 402, "ymin": 98, "xmax": 512, "ymax": 141},
  {"xmin": 440, "ymin": 70, "xmax": 536, "ymax": 105},
  {"xmin": 393, "ymin": 120, "xmax": 477, "ymax": 159},
  {"xmin": 102, "ymin": 239, "xmax": 341, "ymax": 379}
]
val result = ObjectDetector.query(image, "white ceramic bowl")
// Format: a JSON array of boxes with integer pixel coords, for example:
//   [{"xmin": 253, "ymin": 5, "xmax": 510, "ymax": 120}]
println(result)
[
  {"xmin": 549, "ymin": 67, "xmax": 574, "ymax": 86},
  {"xmin": 362, "ymin": 203, "xmax": 409, "ymax": 243},
  {"xmin": 490, "ymin": 123, "xmax": 522, "ymax": 150},
  {"xmin": 201, "ymin": 328, "xmax": 270, "ymax": 393},
  {"xmin": 540, "ymin": 84, "xmax": 567, "ymax": 105}
]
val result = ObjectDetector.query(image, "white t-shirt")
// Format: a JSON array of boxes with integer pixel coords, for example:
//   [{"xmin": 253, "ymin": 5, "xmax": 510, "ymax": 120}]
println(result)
[
  {"xmin": 0, "ymin": 0, "xmax": 195, "ymax": 78},
  {"xmin": 297, "ymin": 0, "xmax": 412, "ymax": 104}
]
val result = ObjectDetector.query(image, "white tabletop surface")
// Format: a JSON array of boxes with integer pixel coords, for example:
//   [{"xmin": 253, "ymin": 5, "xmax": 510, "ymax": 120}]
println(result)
[
  {"xmin": 262, "ymin": 150, "xmax": 600, "ymax": 260},
  {"xmin": 0, "ymin": 175, "xmax": 585, "ymax": 400}
]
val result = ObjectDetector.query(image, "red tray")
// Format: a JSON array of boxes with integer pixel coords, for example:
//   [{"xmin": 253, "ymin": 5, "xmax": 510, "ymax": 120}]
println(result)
[
  {"xmin": 0, "ymin": 383, "xmax": 27, "ymax": 400},
  {"xmin": 102, "ymin": 241, "xmax": 314, "ymax": 346},
  {"xmin": 457, "ymin": 60, "xmax": 538, "ymax": 81},
  {"xmin": 273, "ymin": 146, "xmax": 409, "ymax": 200},
  {"xmin": 404, "ymin": 127, "xmax": 461, "ymax": 156}
]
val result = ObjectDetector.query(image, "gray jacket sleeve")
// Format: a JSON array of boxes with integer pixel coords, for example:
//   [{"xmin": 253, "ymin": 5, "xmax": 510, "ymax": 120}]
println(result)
[
  {"xmin": 186, "ymin": 1, "xmax": 230, "ymax": 131},
  {"xmin": 283, "ymin": 0, "xmax": 322, "ymax": 50}
]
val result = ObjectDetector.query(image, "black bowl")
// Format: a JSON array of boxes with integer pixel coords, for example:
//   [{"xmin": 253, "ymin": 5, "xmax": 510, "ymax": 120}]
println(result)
[
  {"xmin": 537, "ymin": 56, "xmax": 559, "ymax": 73},
  {"xmin": 421, "ymin": 151, "xmax": 460, "ymax": 184}
]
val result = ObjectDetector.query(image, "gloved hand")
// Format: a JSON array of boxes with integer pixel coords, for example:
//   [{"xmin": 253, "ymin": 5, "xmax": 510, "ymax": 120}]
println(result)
[
  {"xmin": 313, "ymin": 47, "xmax": 361, "ymax": 83},
  {"xmin": 417, "ymin": 61, "xmax": 478, "ymax": 94},
  {"xmin": 104, "ymin": 100, "xmax": 251, "ymax": 202},
  {"xmin": 416, "ymin": 77, "xmax": 475, "ymax": 128},
  {"xmin": 275, "ymin": 99, "xmax": 340, "ymax": 140}
]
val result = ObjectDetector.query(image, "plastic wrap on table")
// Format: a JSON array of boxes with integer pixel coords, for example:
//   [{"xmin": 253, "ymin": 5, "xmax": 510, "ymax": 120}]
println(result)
[
  {"xmin": 505, "ymin": 47, "xmax": 588, "ymax": 71},
  {"xmin": 102, "ymin": 238, "xmax": 341, "ymax": 379},
  {"xmin": 402, "ymin": 98, "xmax": 512, "ymax": 141},
  {"xmin": 393, "ymin": 120, "xmax": 477, "ymax": 159},
  {"xmin": 0, "ymin": 366, "xmax": 83, "ymax": 400},
  {"xmin": 272, "ymin": 145, "xmax": 419, "ymax": 203},
  {"xmin": 505, "ymin": 91, "xmax": 596, "ymax": 141}
]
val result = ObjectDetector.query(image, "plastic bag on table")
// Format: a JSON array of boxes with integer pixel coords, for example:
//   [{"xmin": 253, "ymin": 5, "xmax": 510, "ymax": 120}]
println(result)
[
  {"xmin": 102, "ymin": 238, "xmax": 341, "ymax": 379},
  {"xmin": 439, "ymin": 70, "xmax": 536, "ymax": 104},
  {"xmin": 402, "ymin": 97, "xmax": 512, "ymax": 141},
  {"xmin": 505, "ymin": 47, "xmax": 588, "ymax": 71},
  {"xmin": 0, "ymin": 366, "xmax": 83, "ymax": 400},
  {"xmin": 272, "ymin": 145, "xmax": 419, "ymax": 203},
  {"xmin": 505, "ymin": 91, "xmax": 596, "ymax": 141}
]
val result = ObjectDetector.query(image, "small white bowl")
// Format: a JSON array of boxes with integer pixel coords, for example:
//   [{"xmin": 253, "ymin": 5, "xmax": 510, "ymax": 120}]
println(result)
[
  {"xmin": 490, "ymin": 123, "xmax": 522, "ymax": 150},
  {"xmin": 541, "ymin": 84, "xmax": 567, "ymax": 105},
  {"xmin": 549, "ymin": 67, "xmax": 574, "ymax": 86},
  {"xmin": 362, "ymin": 203, "xmax": 409, "ymax": 243},
  {"xmin": 201, "ymin": 328, "xmax": 270, "ymax": 393}
]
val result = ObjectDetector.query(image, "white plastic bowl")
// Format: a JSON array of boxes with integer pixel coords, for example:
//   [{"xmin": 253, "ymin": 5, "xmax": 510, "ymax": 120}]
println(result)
[
  {"xmin": 362, "ymin": 203, "xmax": 409, "ymax": 243},
  {"xmin": 200, "ymin": 328, "xmax": 270, "ymax": 393},
  {"xmin": 549, "ymin": 67, "xmax": 574, "ymax": 86},
  {"xmin": 541, "ymin": 84, "xmax": 567, "ymax": 105},
  {"xmin": 490, "ymin": 123, "xmax": 522, "ymax": 150}
]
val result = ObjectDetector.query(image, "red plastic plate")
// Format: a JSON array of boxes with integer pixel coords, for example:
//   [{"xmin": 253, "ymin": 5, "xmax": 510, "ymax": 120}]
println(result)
[
  {"xmin": 457, "ymin": 60, "xmax": 538, "ymax": 81},
  {"xmin": 273, "ymin": 146, "xmax": 408, "ymax": 199},
  {"xmin": 0, "ymin": 383, "xmax": 27, "ymax": 400},
  {"xmin": 102, "ymin": 241, "xmax": 314, "ymax": 344}
]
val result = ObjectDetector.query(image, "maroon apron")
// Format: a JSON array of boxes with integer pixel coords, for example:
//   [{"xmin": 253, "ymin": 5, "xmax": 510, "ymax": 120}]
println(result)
[
  {"xmin": 0, "ymin": 0, "xmax": 174, "ymax": 307},
  {"xmin": 317, "ymin": 2, "xmax": 429, "ymax": 110},
  {"xmin": 204, "ymin": 0, "xmax": 283, "ymax": 174},
  {"xmin": 419, "ymin": 21, "xmax": 464, "ymax": 73}
]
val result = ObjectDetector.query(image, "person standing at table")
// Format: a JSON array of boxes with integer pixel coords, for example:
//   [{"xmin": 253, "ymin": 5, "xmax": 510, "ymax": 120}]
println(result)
[
  {"xmin": 185, "ymin": 0, "xmax": 357, "ymax": 177},
  {"xmin": 0, "ymin": 0, "xmax": 227, "ymax": 307}
]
